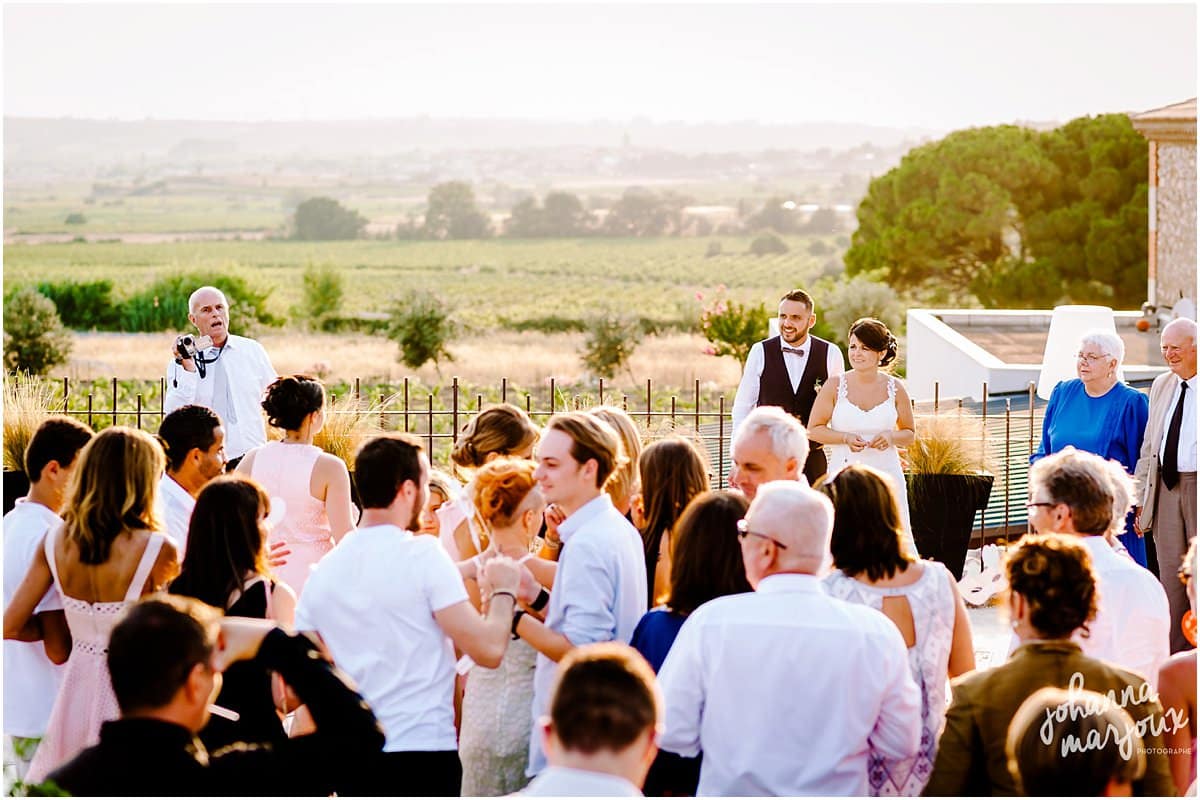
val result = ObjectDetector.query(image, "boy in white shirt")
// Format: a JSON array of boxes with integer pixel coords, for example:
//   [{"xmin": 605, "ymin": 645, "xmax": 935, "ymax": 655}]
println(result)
[{"xmin": 3, "ymin": 417, "xmax": 93, "ymax": 781}]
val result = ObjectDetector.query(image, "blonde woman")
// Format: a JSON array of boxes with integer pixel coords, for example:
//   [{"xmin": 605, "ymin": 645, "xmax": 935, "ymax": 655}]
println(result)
[
  {"xmin": 589, "ymin": 406, "xmax": 643, "ymax": 518},
  {"xmin": 4, "ymin": 427, "xmax": 180, "ymax": 782}
]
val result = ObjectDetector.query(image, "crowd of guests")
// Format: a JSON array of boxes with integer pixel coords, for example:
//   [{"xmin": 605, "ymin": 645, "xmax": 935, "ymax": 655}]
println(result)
[{"xmin": 2, "ymin": 310, "xmax": 1197, "ymax": 797}]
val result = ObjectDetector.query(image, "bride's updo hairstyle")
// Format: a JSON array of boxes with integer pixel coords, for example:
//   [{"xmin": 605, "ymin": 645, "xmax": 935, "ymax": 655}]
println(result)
[
  {"xmin": 261, "ymin": 375, "xmax": 324, "ymax": 431},
  {"xmin": 848, "ymin": 318, "xmax": 898, "ymax": 367},
  {"xmin": 472, "ymin": 458, "xmax": 538, "ymax": 529}
]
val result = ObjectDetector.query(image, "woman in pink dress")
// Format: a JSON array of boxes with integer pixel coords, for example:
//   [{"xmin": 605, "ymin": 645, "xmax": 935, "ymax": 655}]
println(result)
[
  {"xmin": 237, "ymin": 375, "xmax": 354, "ymax": 596},
  {"xmin": 4, "ymin": 427, "xmax": 180, "ymax": 783}
]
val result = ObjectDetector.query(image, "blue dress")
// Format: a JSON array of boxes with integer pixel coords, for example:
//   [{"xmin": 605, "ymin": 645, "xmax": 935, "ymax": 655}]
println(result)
[
  {"xmin": 630, "ymin": 608, "xmax": 699, "ymax": 796},
  {"xmin": 630, "ymin": 608, "xmax": 687, "ymax": 673},
  {"xmin": 1033, "ymin": 379, "xmax": 1150, "ymax": 566}
]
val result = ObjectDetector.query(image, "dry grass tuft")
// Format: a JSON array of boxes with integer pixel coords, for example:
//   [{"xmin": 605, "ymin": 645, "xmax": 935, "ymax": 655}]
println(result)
[
  {"xmin": 906, "ymin": 410, "xmax": 995, "ymax": 475},
  {"xmin": 311, "ymin": 392, "xmax": 392, "ymax": 470},
  {"xmin": 3, "ymin": 374, "xmax": 61, "ymax": 471}
]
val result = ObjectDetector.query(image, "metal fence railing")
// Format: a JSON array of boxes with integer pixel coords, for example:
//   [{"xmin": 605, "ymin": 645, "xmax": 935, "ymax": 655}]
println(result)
[{"xmin": 20, "ymin": 375, "xmax": 1154, "ymax": 548}]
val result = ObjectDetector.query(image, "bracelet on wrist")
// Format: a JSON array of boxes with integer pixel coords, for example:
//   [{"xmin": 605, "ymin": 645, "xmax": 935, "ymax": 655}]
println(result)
[
  {"xmin": 543, "ymin": 537, "xmax": 561, "ymax": 550},
  {"xmin": 530, "ymin": 586, "xmax": 550, "ymax": 612},
  {"xmin": 491, "ymin": 590, "xmax": 517, "ymax": 606}
]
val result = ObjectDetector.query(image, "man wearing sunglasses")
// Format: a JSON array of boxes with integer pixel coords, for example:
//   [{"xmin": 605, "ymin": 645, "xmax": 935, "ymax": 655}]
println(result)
[{"xmin": 655, "ymin": 480, "xmax": 920, "ymax": 795}]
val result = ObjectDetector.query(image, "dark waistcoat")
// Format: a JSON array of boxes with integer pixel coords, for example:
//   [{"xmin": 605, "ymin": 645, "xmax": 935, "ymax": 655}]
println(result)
[{"xmin": 758, "ymin": 335, "xmax": 831, "ymax": 427}]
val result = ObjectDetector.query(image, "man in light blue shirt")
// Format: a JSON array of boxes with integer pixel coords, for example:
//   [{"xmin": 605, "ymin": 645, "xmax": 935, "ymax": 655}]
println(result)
[{"xmin": 511, "ymin": 412, "xmax": 647, "ymax": 776}]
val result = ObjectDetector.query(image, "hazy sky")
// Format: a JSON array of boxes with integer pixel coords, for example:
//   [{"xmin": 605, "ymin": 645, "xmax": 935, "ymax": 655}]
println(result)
[{"xmin": 4, "ymin": 3, "xmax": 1195, "ymax": 130}]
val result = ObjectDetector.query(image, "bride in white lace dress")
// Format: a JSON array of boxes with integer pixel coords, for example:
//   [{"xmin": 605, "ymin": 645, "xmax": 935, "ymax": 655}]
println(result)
[{"xmin": 809, "ymin": 318, "xmax": 919, "ymax": 555}]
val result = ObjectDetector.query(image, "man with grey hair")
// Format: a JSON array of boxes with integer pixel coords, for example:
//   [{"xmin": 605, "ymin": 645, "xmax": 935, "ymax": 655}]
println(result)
[
  {"xmin": 656, "ymin": 480, "xmax": 920, "ymax": 795},
  {"xmin": 165, "ymin": 286, "xmax": 276, "ymax": 467},
  {"xmin": 728, "ymin": 405, "xmax": 810, "ymax": 500},
  {"xmin": 1028, "ymin": 447, "xmax": 1170, "ymax": 684},
  {"xmin": 1135, "ymin": 316, "xmax": 1197, "ymax": 652}
]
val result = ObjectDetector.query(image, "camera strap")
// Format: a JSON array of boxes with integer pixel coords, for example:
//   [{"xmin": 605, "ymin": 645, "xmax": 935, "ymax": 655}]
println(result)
[
  {"xmin": 172, "ymin": 339, "xmax": 228, "ymax": 387},
  {"xmin": 197, "ymin": 339, "xmax": 228, "ymax": 368}
]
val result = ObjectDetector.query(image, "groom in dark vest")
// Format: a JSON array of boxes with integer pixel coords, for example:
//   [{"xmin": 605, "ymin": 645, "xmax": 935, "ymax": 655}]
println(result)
[{"xmin": 731, "ymin": 289, "xmax": 845, "ymax": 485}]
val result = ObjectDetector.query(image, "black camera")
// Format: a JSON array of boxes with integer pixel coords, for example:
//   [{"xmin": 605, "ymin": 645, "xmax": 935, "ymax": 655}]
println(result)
[{"xmin": 175, "ymin": 334, "xmax": 214, "ymax": 378}]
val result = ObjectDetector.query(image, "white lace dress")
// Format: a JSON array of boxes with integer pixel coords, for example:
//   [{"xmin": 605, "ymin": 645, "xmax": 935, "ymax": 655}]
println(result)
[
  {"xmin": 824, "ymin": 562, "xmax": 957, "ymax": 796},
  {"xmin": 458, "ymin": 636, "xmax": 537, "ymax": 796},
  {"xmin": 825, "ymin": 375, "xmax": 917, "ymax": 555}
]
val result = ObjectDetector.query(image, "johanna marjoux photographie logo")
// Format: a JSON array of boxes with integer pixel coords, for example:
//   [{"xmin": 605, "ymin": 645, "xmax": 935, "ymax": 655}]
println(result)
[{"xmin": 1040, "ymin": 673, "xmax": 1191, "ymax": 760}]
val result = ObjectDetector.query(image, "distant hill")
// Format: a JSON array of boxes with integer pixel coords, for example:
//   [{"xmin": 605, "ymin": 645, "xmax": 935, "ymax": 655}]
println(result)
[{"xmin": 5, "ymin": 116, "xmax": 942, "ymax": 169}]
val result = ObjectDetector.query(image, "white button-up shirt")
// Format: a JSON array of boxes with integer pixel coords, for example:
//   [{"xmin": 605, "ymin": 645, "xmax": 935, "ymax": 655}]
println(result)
[
  {"xmin": 1158, "ymin": 374, "xmax": 1197, "ymax": 473},
  {"xmin": 521, "ymin": 766, "xmax": 643, "ymax": 796},
  {"xmin": 658, "ymin": 573, "xmax": 921, "ymax": 796},
  {"xmin": 156, "ymin": 473, "xmax": 195, "ymax": 555},
  {"xmin": 164, "ymin": 333, "xmax": 276, "ymax": 460},
  {"xmin": 732, "ymin": 337, "xmax": 845, "ymax": 435},
  {"xmin": 295, "ymin": 525, "xmax": 469, "ymax": 752},
  {"xmin": 1075, "ymin": 534, "xmax": 1171, "ymax": 688},
  {"xmin": 527, "ymin": 494, "xmax": 647, "ymax": 776},
  {"xmin": 3, "ymin": 499, "xmax": 65, "ymax": 738}
]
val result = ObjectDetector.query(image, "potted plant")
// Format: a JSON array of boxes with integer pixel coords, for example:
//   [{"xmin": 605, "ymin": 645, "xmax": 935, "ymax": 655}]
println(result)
[
  {"xmin": 903, "ymin": 410, "xmax": 995, "ymax": 581},
  {"xmin": 3, "ymin": 374, "xmax": 60, "ymax": 514}
]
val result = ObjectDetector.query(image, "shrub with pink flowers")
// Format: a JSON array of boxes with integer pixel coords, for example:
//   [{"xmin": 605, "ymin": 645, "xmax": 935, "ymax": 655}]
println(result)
[{"xmin": 697, "ymin": 286, "xmax": 769, "ymax": 366}]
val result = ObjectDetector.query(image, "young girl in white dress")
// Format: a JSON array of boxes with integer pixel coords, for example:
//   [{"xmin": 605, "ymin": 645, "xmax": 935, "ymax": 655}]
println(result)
[{"xmin": 809, "ymin": 317, "xmax": 919, "ymax": 556}]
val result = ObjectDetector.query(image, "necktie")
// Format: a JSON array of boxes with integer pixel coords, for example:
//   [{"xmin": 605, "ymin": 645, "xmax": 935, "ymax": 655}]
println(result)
[
  {"xmin": 1162, "ymin": 380, "xmax": 1188, "ymax": 490},
  {"xmin": 209, "ymin": 350, "xmax": 239, "ymax": 427},
  {"xmin": 782, "ymin": 346, "xmax": 805, "ymax": 356}
]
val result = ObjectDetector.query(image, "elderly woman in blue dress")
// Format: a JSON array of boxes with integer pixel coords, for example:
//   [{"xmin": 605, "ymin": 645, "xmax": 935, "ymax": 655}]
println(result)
[{"xmin": 1033, "ymin": 329, "xmax": 1150, "ymax": 566}]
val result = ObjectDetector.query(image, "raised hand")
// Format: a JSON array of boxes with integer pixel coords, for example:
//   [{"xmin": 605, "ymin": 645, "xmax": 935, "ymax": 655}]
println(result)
[
  {"xmin": 480, "ymin": 555, "xmax": 521, "ymax": 600},
  {"xmin": 213, "ymin": 617, "xmax": 276, "ymax": 672},
  {"xmin": 267, "ymin": 541, "xmax": 291, "ymax": 569},
  {"xmin": 516, "ymin": 563, "xmax": 541, "ymax": 606},
  {"xmin": 543, "ymin": 504, "xmax": 567, "ymax": 546}
]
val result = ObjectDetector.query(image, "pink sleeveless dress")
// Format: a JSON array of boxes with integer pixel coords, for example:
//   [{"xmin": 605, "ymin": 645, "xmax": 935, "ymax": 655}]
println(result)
[
  {"xmin": 26, "ymin": 529, "xmax": 167, "ymax": 783},
  {"xmin": 251, "ymin": 442, "xmax": 333, "ymax": 596}
]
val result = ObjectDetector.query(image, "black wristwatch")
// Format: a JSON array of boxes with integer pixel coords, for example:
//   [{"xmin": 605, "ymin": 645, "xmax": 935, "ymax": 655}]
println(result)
[
  {"xmin": 530, "ymin": 586, "xmax": 550, "ymax": 612},
  {"xmin": 511, "ymin": 609, "xmax": 526, "ymax": 640}
]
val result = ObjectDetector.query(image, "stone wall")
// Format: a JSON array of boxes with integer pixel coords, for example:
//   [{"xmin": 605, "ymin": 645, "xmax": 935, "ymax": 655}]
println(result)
[{"xmin": 1157, "ymin": 142, "xmax": 1197, "ymax": 308}]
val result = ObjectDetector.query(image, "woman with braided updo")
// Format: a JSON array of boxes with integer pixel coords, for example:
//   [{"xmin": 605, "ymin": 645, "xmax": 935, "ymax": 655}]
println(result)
[
  {"xmin": 924, "ymin": 533, "xmax": 1176, "ymax": 796},
  {"xmin": 437, "ymin": 404, "xmax": 539, "ymax": 563},
  {"xmin": 809, "ymin": 317, "xmax": 917, "ymax": 552},
  {"xmin": 236, "ymin": 375, "xmax": 354, "ymax": 596},
  {"xmin": 457, "ymin": 458, "xmax": 544, "ymax": 796}
]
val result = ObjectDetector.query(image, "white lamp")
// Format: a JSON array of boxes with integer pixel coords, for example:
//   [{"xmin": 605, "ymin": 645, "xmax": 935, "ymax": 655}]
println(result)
[{"xmin": 1037, "ymin": 305, "xmax": 1123, "ymax": 400}]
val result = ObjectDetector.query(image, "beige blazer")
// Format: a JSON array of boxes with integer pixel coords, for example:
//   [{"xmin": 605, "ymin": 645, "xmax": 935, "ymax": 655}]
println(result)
[{"xmin": 1133, "ymin": 370, "xmax": 1179, "ymax": 531}]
